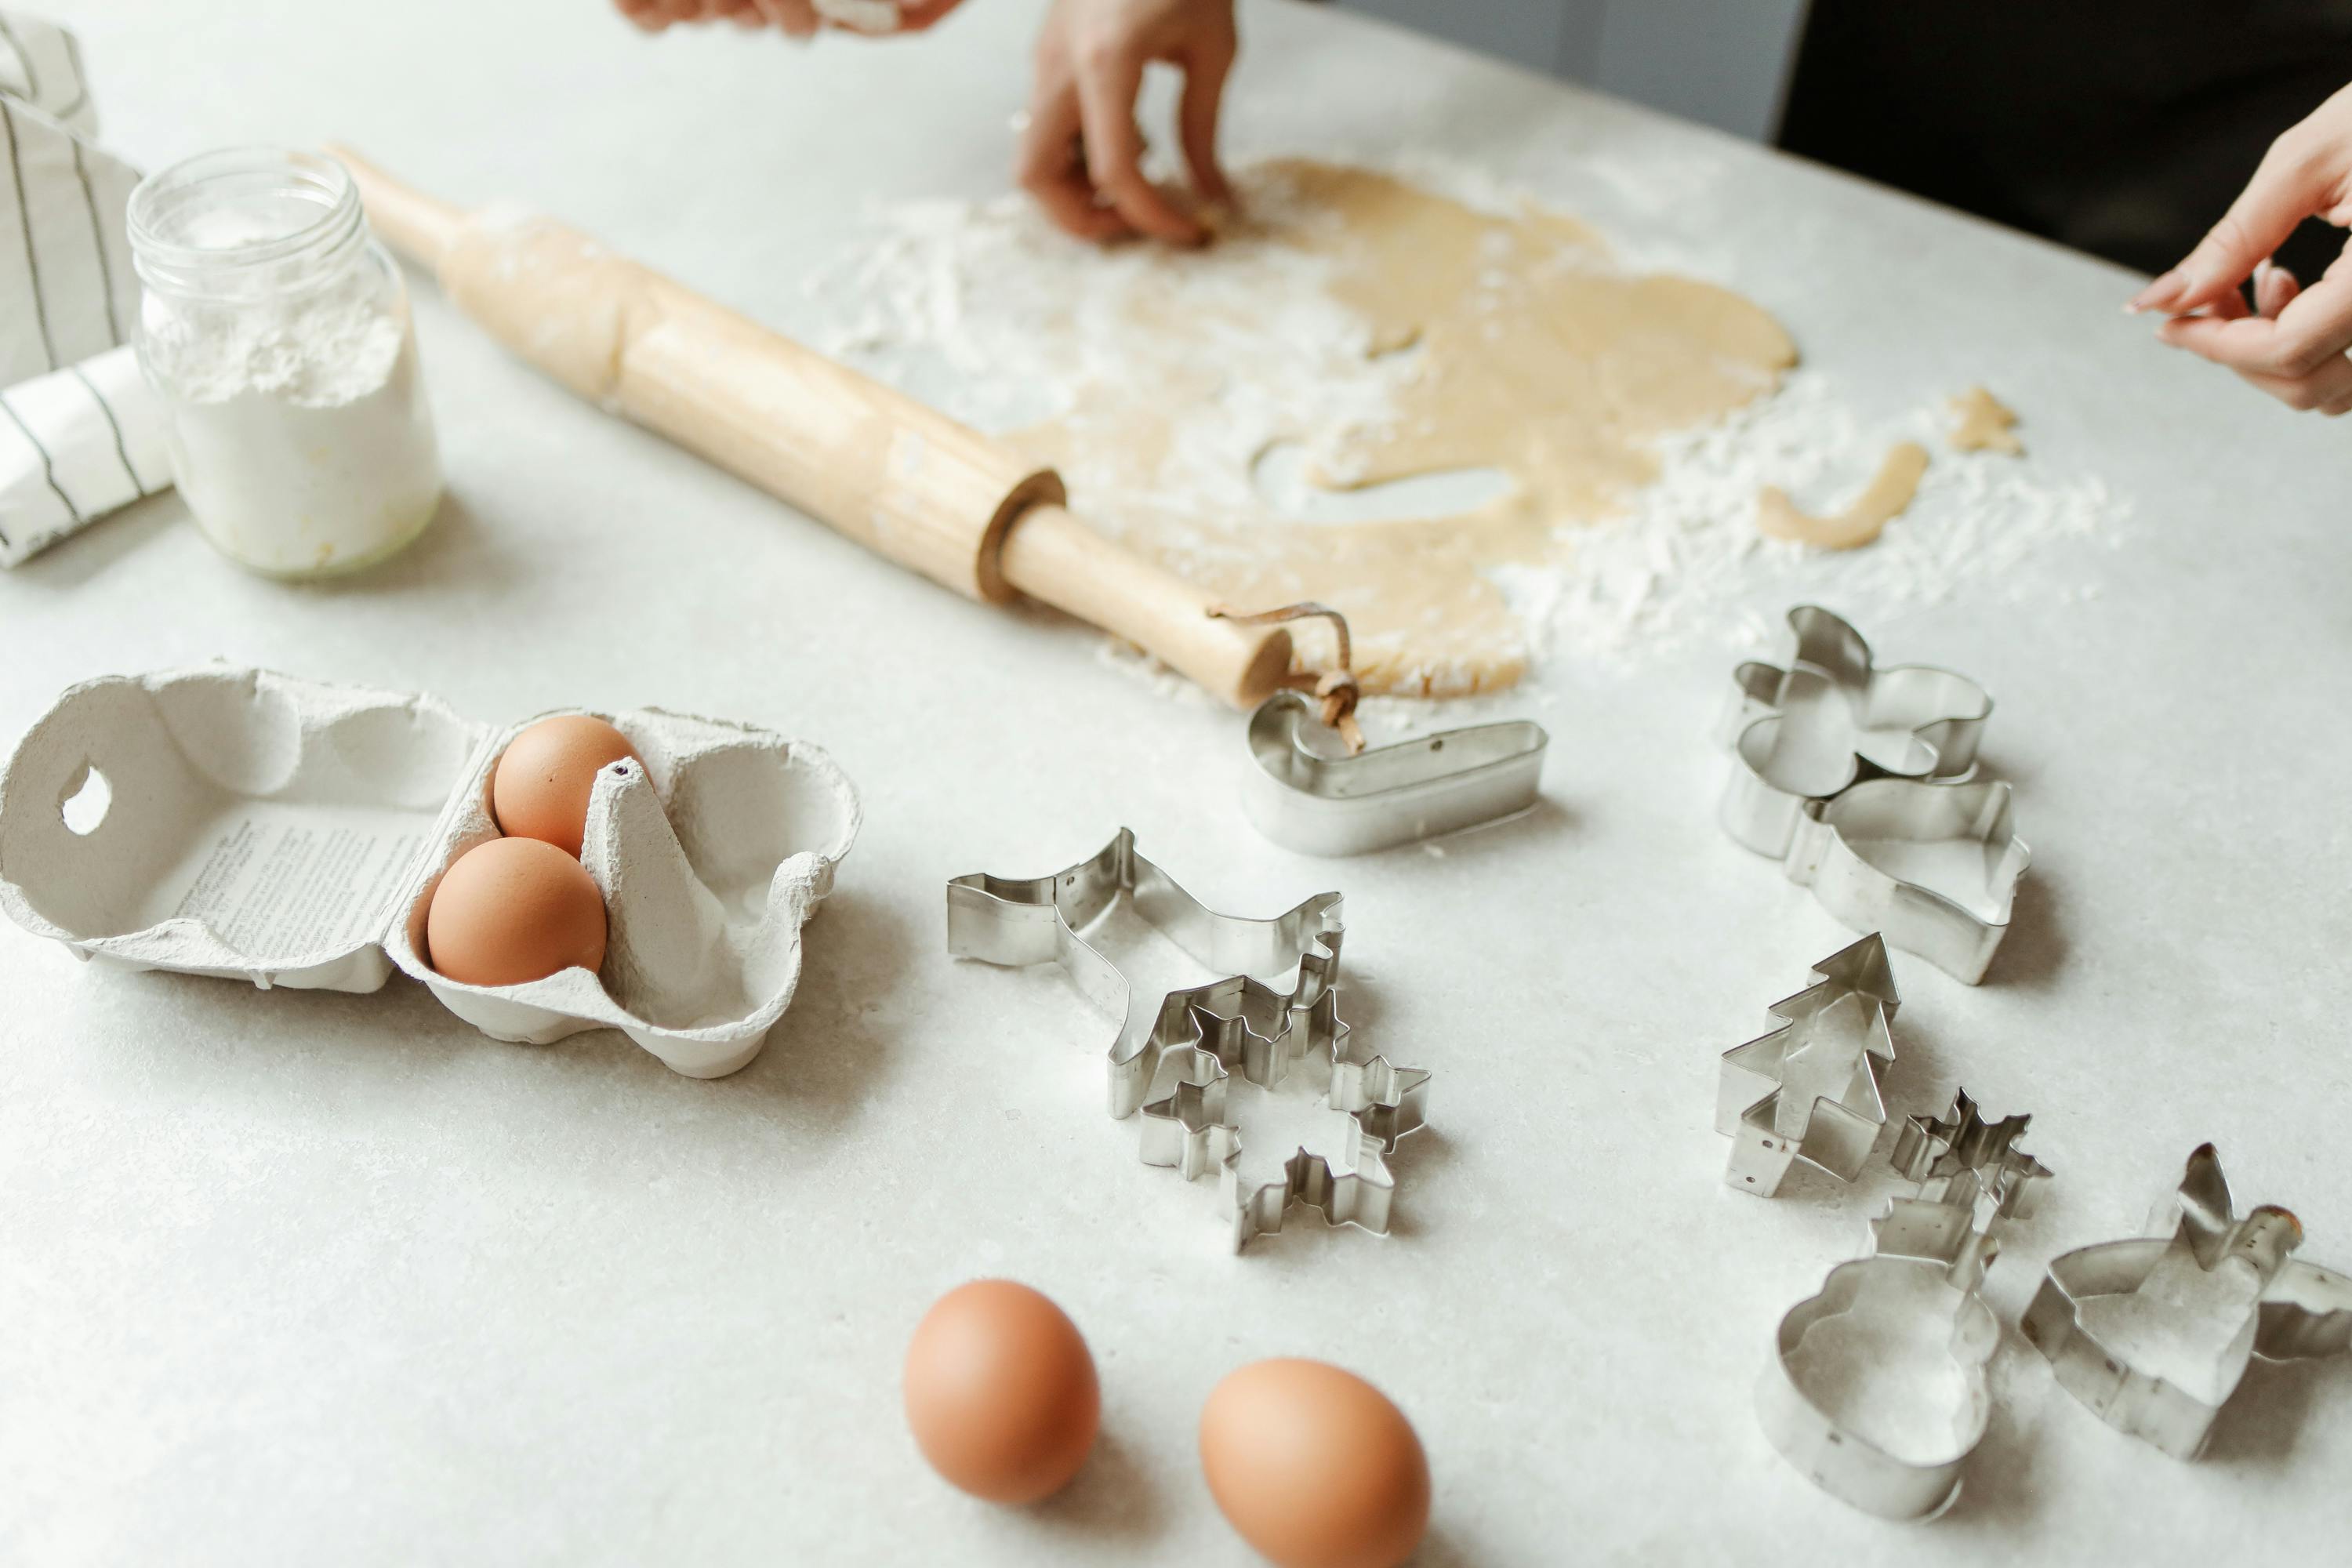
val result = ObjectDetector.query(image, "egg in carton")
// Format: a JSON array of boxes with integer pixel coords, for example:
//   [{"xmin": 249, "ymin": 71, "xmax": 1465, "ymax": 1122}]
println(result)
[{"xmin": 0, "ymin": 667, "xmax": 859, "ymax": 1077}]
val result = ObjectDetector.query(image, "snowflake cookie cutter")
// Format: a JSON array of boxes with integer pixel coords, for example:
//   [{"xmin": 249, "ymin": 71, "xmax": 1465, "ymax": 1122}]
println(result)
[
  {"xmin": 1717, "ymin": 934, "xmax": 1897, "ymax": 1198},
  {"xmin": 1716, "ymin": 608, "xmax": 2027, "ymax": 985},
  {"xmin": 1758, "ymin": 1090, "xmax": 2051, "ymax": 1520},
  {"xmin": 946, "ymin": 828, "xmax": 1429, "ymax": 1249},
  {"xmin": 2020, "ymin": 1144, "xmax": 2352, "ymax": 1460}
]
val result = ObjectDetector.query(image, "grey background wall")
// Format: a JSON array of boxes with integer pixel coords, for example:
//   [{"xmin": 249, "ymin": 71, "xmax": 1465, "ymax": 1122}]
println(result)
[{"xmin": 1335, "ymin": 0, "xmax": 1810, "ymax": 143}]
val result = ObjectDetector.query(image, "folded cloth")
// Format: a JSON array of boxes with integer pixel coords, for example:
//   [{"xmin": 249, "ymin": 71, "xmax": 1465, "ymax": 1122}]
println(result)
[{"xmin": 1, "ymin": 9, "xmax": 169, "ymax": 568}]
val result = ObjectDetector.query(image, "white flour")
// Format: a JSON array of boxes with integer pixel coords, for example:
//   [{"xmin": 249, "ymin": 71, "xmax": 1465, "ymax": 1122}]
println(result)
[
  {"xmin": 808, "ymin": 161, "xmax": 2129, "ymax": 696},
  {"xmin": 141, "ymin": 223, "xmax": 442, "ymax": 578}
]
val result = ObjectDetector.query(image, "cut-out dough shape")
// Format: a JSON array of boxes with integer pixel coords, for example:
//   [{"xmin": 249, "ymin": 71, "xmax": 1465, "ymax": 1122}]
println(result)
[
  {"xmin": 1948, "ymin": 387, "xmax": 2022, "ymax": 455},
  {"xmin": 999, "ymin": 160, "xmax": 1798, "ymax": 695},
  {"xmin": 1757, "ymin": 441, "xmax": 1929, "ymax": 550}
]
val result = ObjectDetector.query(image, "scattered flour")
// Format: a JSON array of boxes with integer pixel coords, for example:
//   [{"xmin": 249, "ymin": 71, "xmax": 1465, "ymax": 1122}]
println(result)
[{"xmin": 808, "ymin": 158, "xmax": 2129, "ymax": 695}]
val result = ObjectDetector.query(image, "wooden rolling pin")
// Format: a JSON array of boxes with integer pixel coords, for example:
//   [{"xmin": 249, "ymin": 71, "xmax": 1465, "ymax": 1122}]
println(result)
[{"xmin": 329, "ymin": 147, "xmax": 1292, "ymax": 709}]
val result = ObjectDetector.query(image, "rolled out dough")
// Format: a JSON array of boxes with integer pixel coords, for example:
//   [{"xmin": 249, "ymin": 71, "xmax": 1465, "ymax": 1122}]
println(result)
[
  {"xmin": 1003, "ymin": 161, "xmax": 1798, "ymax": 695},
  {"xmin": 1757, "ymin": 442, "xmax": 1930, "ymax": 551}
]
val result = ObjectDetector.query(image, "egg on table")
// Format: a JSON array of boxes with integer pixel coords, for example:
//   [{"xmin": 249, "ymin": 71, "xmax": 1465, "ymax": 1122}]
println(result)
[
  {"xmin": 1200, "ymin": 1358, "xmax": 1430, "ymax": 1568},
  {"xmin": 424, "ymin": 836, "xmax": 608, "ymax": 987},
  {"xmin": 902, "ymin": 1279, "xmax": 1099, "ymax": 1504},
  {"xmin": 492, "ymin": 713, "xmax": 643, "ymax": 858}
]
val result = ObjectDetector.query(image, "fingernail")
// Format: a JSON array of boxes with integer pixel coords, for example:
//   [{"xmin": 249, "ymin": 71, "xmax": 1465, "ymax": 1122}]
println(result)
[{"xmin": 2128, "ymin": 267, "xmax": 2185, "ymax": 312}]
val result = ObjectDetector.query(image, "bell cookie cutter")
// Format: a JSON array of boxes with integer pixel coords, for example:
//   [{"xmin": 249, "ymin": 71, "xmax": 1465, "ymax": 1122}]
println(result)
[
  {"xmin": 1717, "ymin": 933, "xmax": 1897, "ymax": 1197},
  {"xmin": 2020, "ymin": 1143, "xmax": 2352, "ymax": 1459},
  {"xmin": 1241, "ymin": 690, "xmax": 1549, "ymax": 857},
  {"xmin": 1716, "ymin": 606, "xmax": 2026, "ymax": 985},
  {"xmin": 1758, "ymin": 1090, "xmax": 2051, "ymax": 1520},
  {"xmin": 945, "ymin": 828, "xmax": 1429, "ymax": 1249}
]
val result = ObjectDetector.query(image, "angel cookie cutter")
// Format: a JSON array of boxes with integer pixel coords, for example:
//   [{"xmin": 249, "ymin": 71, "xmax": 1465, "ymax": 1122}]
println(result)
[
  {"xmin": 1240, "ymin": 690, "xmax": 1549, "ymax": 857},
  {"xmin": 1717, "ymin": 934, "xmax": 1897, "ymax": 1198},
  {"xmin": 1758, "ymin": 1090, "xmax": 2052, "ymax": 1520},
  {"xmin": 946, "ymin": 829, "xmax": 1429, "ymax": 1248},
  {"xmin": 1716, "ymin": 608, "xmax": 2025, "ymax": 985},
  {"xmin": 2020, "ymin": 1144, "xmax": 2352, "ymax": 1459}
]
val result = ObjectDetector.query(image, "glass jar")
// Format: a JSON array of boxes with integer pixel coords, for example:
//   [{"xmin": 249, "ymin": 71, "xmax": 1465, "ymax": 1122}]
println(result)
[{"xmin": 126, "ymin": 147, "xmax": 442, "ymax": 578}]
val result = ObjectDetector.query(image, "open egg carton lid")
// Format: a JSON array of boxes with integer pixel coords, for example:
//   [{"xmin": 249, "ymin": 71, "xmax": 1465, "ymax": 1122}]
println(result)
[{"xmin": 0, "ymin": 666, "xmax": 860, "ymax": 1078}]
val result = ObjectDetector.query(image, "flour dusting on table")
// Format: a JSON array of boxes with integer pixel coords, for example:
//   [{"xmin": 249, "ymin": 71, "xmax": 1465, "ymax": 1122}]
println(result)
[{"xmin": 808, "ymin": 158, "xmax": 2127, "ymax": 691}]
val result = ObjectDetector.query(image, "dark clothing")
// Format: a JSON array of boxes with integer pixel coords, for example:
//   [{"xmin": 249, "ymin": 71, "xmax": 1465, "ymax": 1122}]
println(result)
[{"xmin": 1779, "ymin": 2, "xmax": 2352, "ymax": 282}]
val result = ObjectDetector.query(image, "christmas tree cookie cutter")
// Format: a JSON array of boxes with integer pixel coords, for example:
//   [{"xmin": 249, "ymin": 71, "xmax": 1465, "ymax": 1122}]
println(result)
[
  {"xmin": 1758, "ymin": 1090, "xmax": 2052, "ymax": 1520},
  {"xmin": 1717, "ymin": 934, "xmax": 1898, "ymax": 1198},
  {"xmin": 1240, "ymin": 690, "xmax": 1549, "ymax": 857},
  {"xmin": 1716, "ymin": 607, "xmax": 2026, "ymax": 985},
  {"xmin": 2020, "ymin": 1144, "xmax": 2352, "ymax": 1459},
  {"xmin": 946, "ymin": 828, "xmax": 1429, "ymax": 1248}
]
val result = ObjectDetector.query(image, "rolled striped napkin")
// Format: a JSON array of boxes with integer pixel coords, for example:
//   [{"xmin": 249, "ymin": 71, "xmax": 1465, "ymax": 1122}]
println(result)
[{"xmin": 1, "ymin": 9, "xmax": 169, "ymax": 568}]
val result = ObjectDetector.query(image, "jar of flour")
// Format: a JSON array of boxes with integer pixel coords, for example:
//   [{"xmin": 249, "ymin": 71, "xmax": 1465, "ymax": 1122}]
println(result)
[{"xmin": 126, "ymin": 148, "xmax": 441, "ymax": 577}]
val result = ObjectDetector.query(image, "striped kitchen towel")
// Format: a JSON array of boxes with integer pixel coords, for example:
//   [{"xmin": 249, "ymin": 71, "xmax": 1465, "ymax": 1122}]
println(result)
[{"xmin": 2, "ymin": 9, "xmax": 169, "ymax": 568}]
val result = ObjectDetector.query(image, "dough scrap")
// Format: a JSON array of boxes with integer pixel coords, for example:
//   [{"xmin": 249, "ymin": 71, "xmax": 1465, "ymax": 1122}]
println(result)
[
  {"xmin": 1757, "ymin": 442, "xmax": 1930, "ymax": 550},
  {"xmin": 1003, "ymin": 160, "xmax": 1797, "ymax": 695},
  {"xmin": 1949, "ymin": 387, "xmax": 2022, "ymax": 455}
]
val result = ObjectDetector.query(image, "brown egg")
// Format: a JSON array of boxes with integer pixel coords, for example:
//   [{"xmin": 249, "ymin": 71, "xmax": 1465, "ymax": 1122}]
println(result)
[
  {"xmin": 492, "ymin": 714, "xmax": 642, "ymax": 858},
  {"xmin": 902, "ymin": 1280, "xmax": 1098, "ymax": 1503},
  {"xmin": 424, "ymin": 837, "xmax": 608, "ymax": 986},
  {"xmin": 1200, "ymin": 1359, "xmax": 1429, "ymax": 1568}
]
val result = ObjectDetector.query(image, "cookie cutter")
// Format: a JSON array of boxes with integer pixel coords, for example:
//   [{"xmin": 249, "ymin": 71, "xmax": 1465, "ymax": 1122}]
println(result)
[
  {"xmin": 1138, "ymin": 1000, "xmax": 1429, "ymax": 1250},
  {"xmin": 1241, "ymin": 690, "xmax": 1549, "ymax": 856},
  {"xmin": 1717, "ymin": 933, "xmax": 1898, "ymax": 1197},
  {"xmin": 1758, "ymin": 1090, "xmax": 2050, "ymax": 1520},
  {"xmin": 1718, "ymin": 604, "xmax": 1991, "ymax": 858},
  {"xmin": 2020, "ymin": 1144, "xmax": 2352, "ymax": 1459},
  {"xmin": 946, "ymin": 828, "xmax": 1429, "ymax": 1249},
  {"xmin": 1783, "ymin": 778, "xmax": 2030, "ymax": 986},
  {"xmin": 1716, "ymin": 608, "xmax": 2026, "ymax": 985}
]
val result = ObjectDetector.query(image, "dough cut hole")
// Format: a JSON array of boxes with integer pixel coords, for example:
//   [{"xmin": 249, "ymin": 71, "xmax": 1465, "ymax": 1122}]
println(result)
[
  {"xmin": 59, "ymin": 764, "xmax": 111, "ymax": 836},
  {"xmin": 1251, "ymin": 441, "xmax": 1514, "ymax": 525},
  {"xmin": 1949, "ymin": 387, "xmax": 2022, "ymax": 455},
  {"xmin": 1758, "ymin": 442, "xmax": 1929, "ymax": 550}
]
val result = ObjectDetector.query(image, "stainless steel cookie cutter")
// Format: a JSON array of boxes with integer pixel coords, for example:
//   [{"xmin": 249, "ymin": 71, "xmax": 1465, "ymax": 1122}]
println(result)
[
  {"xmin": 1719, "ymin": 604, "xmax": 1991, "ymax": 858},
  {"xmin": 1716, "ymin": 608, "xmax": 2025, "ymax": 985},
  {"xmin": 1785, "ymin": 778, "xmax": 2031, "ymax": 986},
  {"xmin": 1240, "ymin": 690, "xmax": 1549, "ymax": 857},
  {"xmin": 1758, "ymin": 1090, "xmax": 2050, "ymax": 1520},
  {"xmin": 946, "ymin": 829, "xmax": 1429, "ymax": 1248},
  {"xmin": 2020, "ymin": 1144, "xmax": 2352, "ymax": 1459},
  {"xmin": 1717, "ymin": 933, "xmax": 1898, "ymax": 1197}
]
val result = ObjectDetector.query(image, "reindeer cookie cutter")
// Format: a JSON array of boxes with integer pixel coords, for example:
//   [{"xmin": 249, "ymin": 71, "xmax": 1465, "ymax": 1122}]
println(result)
[{"xmin": 945, "ymin": 828, "xmax": 1430, "ymax": 1250}]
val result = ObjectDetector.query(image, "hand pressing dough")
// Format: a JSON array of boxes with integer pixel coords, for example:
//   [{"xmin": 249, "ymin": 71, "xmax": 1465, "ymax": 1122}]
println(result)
[
  {"xmin": 1000, "ymin": 161, "xmax": 1797, "ymax": 695},
  {"xmin": 1949, "ymin": 386, "xmax": 2023, "ymax": 455},
  {"xmin": 1757, "ymin": 442, "xmax": 1929, "ymax": 550}
]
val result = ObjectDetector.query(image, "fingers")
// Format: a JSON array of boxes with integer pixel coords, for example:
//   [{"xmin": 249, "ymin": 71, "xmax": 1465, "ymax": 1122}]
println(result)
[
  {"xmin": 2132, "ymin": 125, "xmax": 2339, "ymax": 314},
  {"xmin": 2254, "ymin": 260, "xmax": 2302, "ymax": 318},
  {"xmin": 1018, "ymin": 60, "xmax": 1131, "ymax": 244},
  {"xmin": 1178, "ymin": 28, "xmax": 1236, "ymax": 205},
  {"xmin": 895, "ymin": 0, "xmax": 971, "ymax": 30},
  {"xmin": 2158, "ymin": 267, "xmax": 2352, "ymax": 377},
  {"xmin": 614, "ymin": 0, "xmax": 673, "ymax": 31},
  {"xmin": 755, "ymin": 0, "xmax": 821, "ymax": 37},
  {"xmin": 1073, "ymin": 38, "xmax": 1204, "ymax": 244},
  {"xmin": 2233, "ymin": 353, "xmax": 2352, "ymax": 413}
]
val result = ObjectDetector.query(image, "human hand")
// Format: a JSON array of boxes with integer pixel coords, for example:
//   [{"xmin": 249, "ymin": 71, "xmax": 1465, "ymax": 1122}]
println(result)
[
  {"xmin": 612, "ymin": 0, "xmax": 964, "ymax": 39},
  {"xmin": 2129, "ymin": 82, "xmax": 2352, "ymax": 416},
  {"xmin": 1018, "ymin": 0, "xmax": 1237, "ymax": 246}
]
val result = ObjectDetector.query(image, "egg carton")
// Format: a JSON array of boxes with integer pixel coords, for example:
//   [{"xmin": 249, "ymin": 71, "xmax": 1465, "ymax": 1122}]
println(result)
[{"xmin": 0, "ymin": 666, "xmax": 860, "ymax": 1077}]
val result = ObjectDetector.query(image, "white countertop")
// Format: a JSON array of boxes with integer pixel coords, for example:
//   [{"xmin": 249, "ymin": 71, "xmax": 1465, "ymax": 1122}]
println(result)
[{"xmin": 5, "ymin": 2, "xmax": 2349, "ymax": 1563}]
